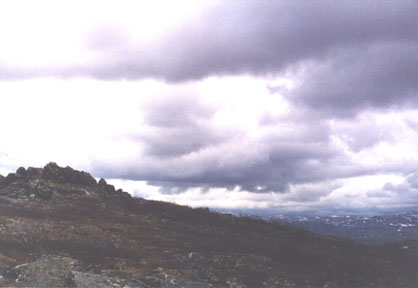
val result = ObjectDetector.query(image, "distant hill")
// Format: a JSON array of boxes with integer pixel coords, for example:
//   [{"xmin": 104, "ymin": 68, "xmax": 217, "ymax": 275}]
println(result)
[{"xmin": 0, "ymin": 163, "xmax": 417, "ymax": 287}]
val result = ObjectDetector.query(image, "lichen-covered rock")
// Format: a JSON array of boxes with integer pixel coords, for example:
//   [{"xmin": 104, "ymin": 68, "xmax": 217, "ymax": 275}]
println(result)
[
  {"xmin": 0, "ymin": 163, "xmax": 132, "ymax": 202},
  {"xmin": 42, "ymin": 162, "xmax": 97, "ymax": 187},
  {"xmin": 26, "ymin": 167, "xmax": 43, "ymax": 178},
  {"xmin": 226, "ymin": 277, "xmax": 247, "ymax": 288},
  {"xmin": 72, "ymin": 270, "xmax": 149, "ymax": 288},
  {"xmin": 0, "ymin": 253, "xmax": 16, "ymax": 274},
  {"xmin": 6, "ymin": 255, "xmax": 81, "ymax": 287},
  {"xmin": 16, "ymin": 167, "xmax": 27, "ymax": 177},
  {"xmin": 6, "ymin": 255, "xmax": 150, "ymax": 288},
  {"xmin": 323, "ymin": 282, "xmax": 338, "ymax": 288},
  {"xmin": 4, "ymin": 172, "xmax": 20, "ymax": 184},
  {"xmin": 160, "ymin": 274, "xmax": 210, "ymax": 288},
  {"xmin": 98, "ymin": 178, "xmax": 107, "ymax": 186}
]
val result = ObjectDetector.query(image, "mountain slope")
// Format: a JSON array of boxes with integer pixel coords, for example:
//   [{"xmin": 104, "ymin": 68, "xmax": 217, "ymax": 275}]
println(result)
[{"xmin": 0, "ymin": 163, "xmax": 417, "ymax": 287}]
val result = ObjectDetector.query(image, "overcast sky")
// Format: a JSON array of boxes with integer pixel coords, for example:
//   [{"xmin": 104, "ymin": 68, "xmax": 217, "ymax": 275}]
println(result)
[{"xmin": 1, "ymin": 0, "xmax": 418, "ymax": 215}]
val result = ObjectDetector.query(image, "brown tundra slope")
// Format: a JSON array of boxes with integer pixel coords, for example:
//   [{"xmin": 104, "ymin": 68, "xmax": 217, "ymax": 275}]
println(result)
[{"xmin": 0, "ymin": 163, "xmax": 417, "ymax": 288}]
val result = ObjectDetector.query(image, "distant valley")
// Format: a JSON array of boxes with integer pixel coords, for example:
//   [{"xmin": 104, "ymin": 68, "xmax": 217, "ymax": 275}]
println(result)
[{"xmin": 265, "ymin": 213, "xmax": 418, "ymax": 246}]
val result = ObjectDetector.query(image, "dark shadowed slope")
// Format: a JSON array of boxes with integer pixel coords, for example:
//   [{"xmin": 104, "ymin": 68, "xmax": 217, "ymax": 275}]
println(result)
[{"xmin": 0, "ymin": 163, "xmax": 417, "ymax": 287}]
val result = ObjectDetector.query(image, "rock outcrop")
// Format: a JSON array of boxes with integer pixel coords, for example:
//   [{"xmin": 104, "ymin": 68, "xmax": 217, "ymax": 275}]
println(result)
[
  {"xmin": 6, "ymin": 255, "xmax": 149, "ymax": 288},
  {"xmin": 0, "ymin": 163, "xmax": 131, "ymax": 203},
  {"xmin": 41, "ymin": 162, "xmax": 97, "ymax": 187}
]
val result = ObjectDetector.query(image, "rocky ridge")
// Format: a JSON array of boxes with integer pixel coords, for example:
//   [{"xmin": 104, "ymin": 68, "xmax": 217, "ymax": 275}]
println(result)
[
  {"xmin": 0, "ymin": 163, "xmax": 417, "ymax": 287},
  {"xmin": 0, "ymin": 162, "xmax": 131, "ymax": 203}
]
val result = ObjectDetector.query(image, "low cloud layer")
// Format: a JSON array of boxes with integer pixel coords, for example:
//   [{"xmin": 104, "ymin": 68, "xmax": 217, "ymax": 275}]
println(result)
[
  {"xmin": 1, "ymin": 78, "xmax": 418, "ymax": 214},
  {"xmin": 90, "ymin": 87, "xmax": 334, "ymax": 193}
]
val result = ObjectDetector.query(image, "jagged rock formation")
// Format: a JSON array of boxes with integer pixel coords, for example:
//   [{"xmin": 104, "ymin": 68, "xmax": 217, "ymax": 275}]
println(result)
[
  {"xmin": 0, "ymin": 163, "xmax": 417, "ymax": 287},
  {"xmin": 0, "ymin": 162, "xmax": 131, "ymax": 202}
]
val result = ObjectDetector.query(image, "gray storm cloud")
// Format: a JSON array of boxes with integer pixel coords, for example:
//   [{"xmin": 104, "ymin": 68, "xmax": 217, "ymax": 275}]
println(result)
[
  {"xmin": 2, "ymin": 1, "xmax": 417, "ymax": 116},
  {"xmin": 91, "ymin": 95, "xmax": 333, "ymax": 193},
  {"xmin": 81, "ymin": 1, "xmax": 418, "ymax": 81},
  {"xmin": 91, "ymin": 95, "xmax": 399, "ymax": 195},
  {"xmin": 2, "ymin": 2, "xmax": 417, "ymax": 78},
  {"xmin": 287, "ymin": 42, "xmax": 418, "ymax": 117}
]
